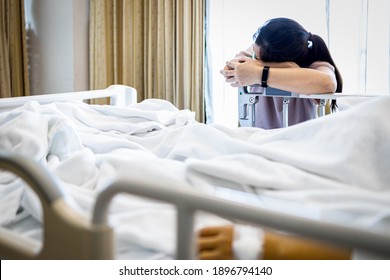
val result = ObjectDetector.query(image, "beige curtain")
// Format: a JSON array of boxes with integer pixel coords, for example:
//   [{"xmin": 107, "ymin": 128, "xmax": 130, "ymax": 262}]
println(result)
[
  {"xmin": 90, "ymin": 0, "xmax": 205, "ymax": 122},
  {"xmin": 0, "ymin": 0, "xmax": 29, "ymax": 98}
]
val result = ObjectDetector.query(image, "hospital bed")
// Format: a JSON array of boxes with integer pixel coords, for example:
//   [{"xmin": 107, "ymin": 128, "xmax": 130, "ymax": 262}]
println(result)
[{"xmin": 1, "ymin": 85, "xmax": 390, "ymax": 259}]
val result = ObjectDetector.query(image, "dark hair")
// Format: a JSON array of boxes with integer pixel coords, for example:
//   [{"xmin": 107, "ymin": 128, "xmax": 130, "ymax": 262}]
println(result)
[{"xmin": 254, "ymin": 18, "xmax": 342, "ymax": 111}]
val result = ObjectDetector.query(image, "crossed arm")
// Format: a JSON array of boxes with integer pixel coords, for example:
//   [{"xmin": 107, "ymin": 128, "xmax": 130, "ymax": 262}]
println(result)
[{"xmin": 220, "ymin": 46, "xmax": 337, "ymax": 94}]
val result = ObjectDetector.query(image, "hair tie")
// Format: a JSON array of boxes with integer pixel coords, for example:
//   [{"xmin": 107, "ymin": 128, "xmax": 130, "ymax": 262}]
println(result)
[{"xmin": 307, "ymin": 32, "xmax": 313, "ymax": 49}]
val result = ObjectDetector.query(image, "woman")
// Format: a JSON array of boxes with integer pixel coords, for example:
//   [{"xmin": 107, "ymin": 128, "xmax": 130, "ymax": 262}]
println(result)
[{"xmin": 221, "ymin": 17, "xmax": 343, "ymax": 129}]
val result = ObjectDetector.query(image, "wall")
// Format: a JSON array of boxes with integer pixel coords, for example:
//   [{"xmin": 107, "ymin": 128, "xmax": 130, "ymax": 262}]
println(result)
[{"xmin": 24, "ymin": 0, "xmax": 89, "ymax": 95}]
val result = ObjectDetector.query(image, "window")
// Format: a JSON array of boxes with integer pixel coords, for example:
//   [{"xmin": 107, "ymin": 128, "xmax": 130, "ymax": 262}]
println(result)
[{"xmin": 205, "ymin": 0, "xmax": 389, "ymax": 127}]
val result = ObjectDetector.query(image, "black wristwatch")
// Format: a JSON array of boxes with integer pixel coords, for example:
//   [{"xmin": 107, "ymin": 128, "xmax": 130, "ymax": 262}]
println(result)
[{"xmin": 261, "ymin": 66, "xmax": 270, "ymax": 88}]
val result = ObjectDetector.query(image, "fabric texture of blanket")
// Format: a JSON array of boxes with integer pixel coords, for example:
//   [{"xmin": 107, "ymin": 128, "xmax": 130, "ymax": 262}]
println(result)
[{"xmin": 0, "ymin": 96, "xmax": 389, "ymax": 259}]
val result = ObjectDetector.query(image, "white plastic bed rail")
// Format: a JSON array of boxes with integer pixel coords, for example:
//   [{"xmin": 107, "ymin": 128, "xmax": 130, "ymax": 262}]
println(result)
[{"xmin": 0, "ymin": 85, "xmax": 137, "ymax": 112}]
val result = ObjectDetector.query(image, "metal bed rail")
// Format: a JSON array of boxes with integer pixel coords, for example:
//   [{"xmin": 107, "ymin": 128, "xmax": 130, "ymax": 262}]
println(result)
[
  {"xmin": 238, "ymin": 86, "xmax": 379, "ymax": 127},
  {"xmin": 1, "ymin": 152, "xmax": 389, "ymax": 260},
  {"xmin": 94, "ymin": 178, "xmax": 390, "ymax": 260}
]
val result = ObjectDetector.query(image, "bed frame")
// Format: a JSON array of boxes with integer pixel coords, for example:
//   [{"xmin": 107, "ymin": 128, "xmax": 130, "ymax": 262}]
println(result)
[
  {"xmin": 238, "ymin": 86, "xmax": 377, "ymax": 127},
  {"xmin": 1, "ymin": 85, "xmax": 389, "ymax": 259}
]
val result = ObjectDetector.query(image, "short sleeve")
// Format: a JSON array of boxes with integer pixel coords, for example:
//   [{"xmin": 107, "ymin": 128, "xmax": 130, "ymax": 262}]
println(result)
[{"xmin": 309, "ymin": 61, "xmax": 335, "ymax": 72}]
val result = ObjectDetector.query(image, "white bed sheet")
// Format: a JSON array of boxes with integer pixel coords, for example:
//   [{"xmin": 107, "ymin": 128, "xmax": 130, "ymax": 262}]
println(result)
[{"xmin": 1, "ymin": 96, "xmax": 390, "ymax": 259}]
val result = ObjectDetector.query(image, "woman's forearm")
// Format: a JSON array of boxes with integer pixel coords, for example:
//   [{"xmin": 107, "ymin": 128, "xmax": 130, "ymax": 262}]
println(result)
[
  {"xmin": 266, "ymin": 66, "xmax": 337, "ymax": 94},
  {"xmin": 223, "ymin": 57, "xmax": 337, "ymax": 94}
]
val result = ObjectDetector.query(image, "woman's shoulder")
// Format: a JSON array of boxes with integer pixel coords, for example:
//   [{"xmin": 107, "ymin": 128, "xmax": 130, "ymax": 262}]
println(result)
[{"xmin": 309, "ymin": 61, "xmax": 335, "ymax": 71}]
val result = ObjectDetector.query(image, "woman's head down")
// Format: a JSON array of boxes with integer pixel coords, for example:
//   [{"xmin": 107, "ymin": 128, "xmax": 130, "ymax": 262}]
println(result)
[
  {"xmin": 253, "ymin": 18, "xmax": 312, "ymax": 67},
  {"xmin": 253, "ymin": 17, "xmax": 342, "ymax": 95}
]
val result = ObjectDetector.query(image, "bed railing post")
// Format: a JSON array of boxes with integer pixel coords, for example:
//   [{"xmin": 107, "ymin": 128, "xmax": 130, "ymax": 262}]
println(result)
[
  {"xmin": 318, "ymin": 99, "xmax": 326, "ymax": 117},
  {"xmin": 176, "ymin": 205, "xmax": 195, "ymax": 260},
  {"xmin": 108, "ymin": 85, "xmax": 137, "ymax": 107},
  {"xmin": 282, "ymin": 97, "xmax": 290, "ymax": 127},
  {"xmin": 238, "ymin": 87, "xmax": 260, "ymax": 127}
]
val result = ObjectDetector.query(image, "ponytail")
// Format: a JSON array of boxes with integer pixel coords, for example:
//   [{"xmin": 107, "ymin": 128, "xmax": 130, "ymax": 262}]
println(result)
[{"xmin": 308, "ymin": 34, "xmax": 343, "ymax": 112}]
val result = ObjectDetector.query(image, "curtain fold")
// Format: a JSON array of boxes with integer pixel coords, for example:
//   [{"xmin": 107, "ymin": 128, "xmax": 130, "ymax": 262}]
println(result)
[
  {"xmin": 89, "ymin": 0, "xmax": 205, "ymax": 122},
  {"xmin": 0, "ymin": 0, "xmax": 29, "ymax": 98}
]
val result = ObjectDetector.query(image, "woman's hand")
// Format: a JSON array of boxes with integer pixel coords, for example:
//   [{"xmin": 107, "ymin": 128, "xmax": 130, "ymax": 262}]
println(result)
[
  {"xmin": 220, "ymin": 64, "xmax": 235, "ymax": 80},
  {"xmin": 197, "ymin": 225, "xmax": 234, "ymax": 260},
  {"xmin": 220, "ymin": 56, "xmax": 263, "ymax": 87}
]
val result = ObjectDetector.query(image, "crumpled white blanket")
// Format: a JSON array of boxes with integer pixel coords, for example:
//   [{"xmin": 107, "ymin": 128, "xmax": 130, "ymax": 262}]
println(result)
[{"xmin": 1, "ymin": 96, "xmax": 390, "ymax": 259}]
